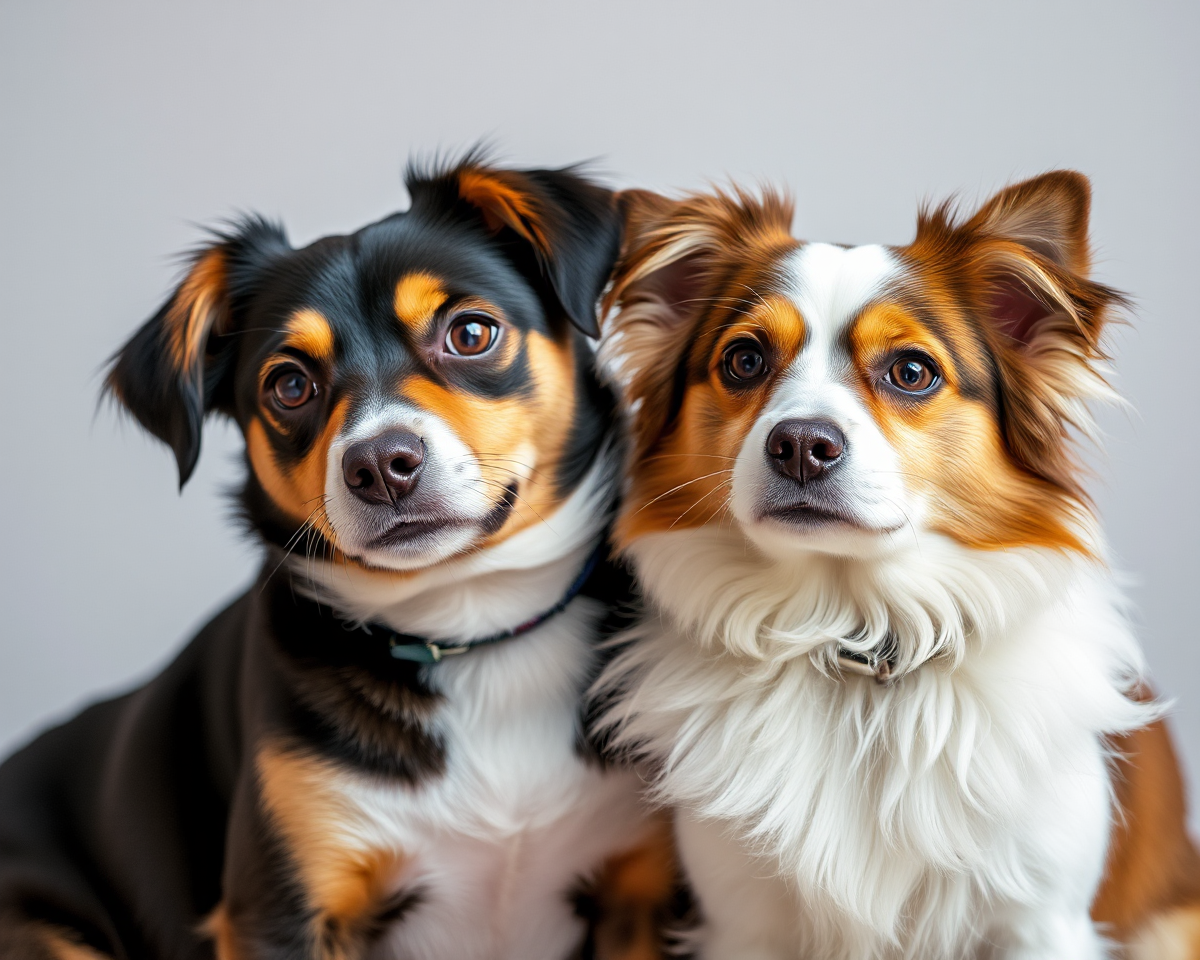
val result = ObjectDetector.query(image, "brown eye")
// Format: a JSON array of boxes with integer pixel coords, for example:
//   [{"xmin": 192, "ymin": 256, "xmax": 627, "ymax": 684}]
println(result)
[
  {"xmin": 446, "ymin": 314, "xmax": 499, "ymax": 356},
  {"xmin": 887, "ymin": 355, "xmax": 939, "ymax": 394},
  {"xmin": 723, "ymin": 341, "xmax": 767, "ymax": 382},
  {"xmin": 271, "ymin": 367, "xmax": 316, "ymax": 409}
]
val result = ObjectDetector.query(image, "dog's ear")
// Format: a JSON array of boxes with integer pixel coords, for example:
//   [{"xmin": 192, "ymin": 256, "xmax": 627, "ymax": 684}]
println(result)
[
  {"xmin": 963, "ymin": 170, "xmax": 1100, "ymax": 347},
  {"xmin": 914, "ymin": 171, "xmax": 1126, "ymax": 492},
  {"xmin": 407, "ymin": 160, "xmax": 621, "ymax": 337},
  {"xmin": 105, "ymin": 217, "xmax": 289, "ymax": 487},
  {"xmin": 599, "ymin": 186, "xmax": 794, "ymax": 457}
]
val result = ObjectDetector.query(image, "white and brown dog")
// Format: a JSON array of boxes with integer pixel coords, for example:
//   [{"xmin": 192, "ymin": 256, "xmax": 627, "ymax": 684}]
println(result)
[{"xmin": 595, "ymin": 174, "xmax": 1200, "ymax": 959}]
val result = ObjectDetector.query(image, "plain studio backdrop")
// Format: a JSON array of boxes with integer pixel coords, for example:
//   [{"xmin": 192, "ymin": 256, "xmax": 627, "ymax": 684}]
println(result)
[{"xmin": 1, "ymin": 1, "xmax": 1197, "ymax": 828}]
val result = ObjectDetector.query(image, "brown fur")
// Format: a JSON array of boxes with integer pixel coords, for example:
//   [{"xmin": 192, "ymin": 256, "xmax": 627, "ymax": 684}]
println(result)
[
  {"xmin": 604, "ymin": 174, "xmax": 1127, "ymax": 554},
  {"xmin": 458, "ymin": 168, "xmax": 552, "ymax": 250},
  {"xmin": 165, "ymin": 248, "xmax": 229, "ymax": 392},
  {"xmin": 1094, "ymin": 710, "xmax": 1200, "ymax": 953},
  {"xmin": 246, "ymin": 397, "xmax": 348, "ymax": 537},
  {"xmin": 585, "ymin": 816, "xmax": 680, "ymax": 960},
  {"xmin": 0, "ymin": 915, "xmax": 113, "ymax": 960},
  {"xmin": 601, "ymin": 187, "xmax": 799, "ymax": 546}
]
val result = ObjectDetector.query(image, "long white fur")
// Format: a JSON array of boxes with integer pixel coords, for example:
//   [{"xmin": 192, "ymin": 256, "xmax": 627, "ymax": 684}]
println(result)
[{"xmin": 598, "ymin": 240, "xmax": 1155, "ymax": 959}]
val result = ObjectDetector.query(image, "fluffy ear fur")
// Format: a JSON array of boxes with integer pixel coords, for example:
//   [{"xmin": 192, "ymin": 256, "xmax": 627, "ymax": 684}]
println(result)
[
  {"xmin": 406, "ymin": 157, "xmax": 621, "ymax": 337},
  {"xmin": 599, "ymin": 186, "xmax": 794, "ymax": 457},
  {"xmin": 105, "ymin": 217, "xmax": 289, "ymax": 487},
  {"xmin": 911, "ymin": 171, "xmax": 1127, "ymax": 498}
]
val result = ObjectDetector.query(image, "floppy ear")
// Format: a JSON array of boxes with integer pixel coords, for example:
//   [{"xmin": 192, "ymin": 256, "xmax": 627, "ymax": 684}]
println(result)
[
  {"xmin": 408, "ymin": 160, "xmax": 621, "ymax": 337},
  {"xmin": 599, "ymin": 186, "xmax": 794, "ymax": 456},
  {"xmin": 105, "ymin": 217, "xmax": 289, "ymax": 487},
  {"xmin": 916, "ymin": 170, "xmax": 1126, "ymax": 492}
]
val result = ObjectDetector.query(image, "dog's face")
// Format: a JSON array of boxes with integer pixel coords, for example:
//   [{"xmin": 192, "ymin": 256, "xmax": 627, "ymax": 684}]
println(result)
[
  {"xmin": 108, "ymin": 160, "xmax": 619, "ymax": 572},
  {"xmin": 602, "ymin": 174, "xmax": 1121, "ymax": 561}
]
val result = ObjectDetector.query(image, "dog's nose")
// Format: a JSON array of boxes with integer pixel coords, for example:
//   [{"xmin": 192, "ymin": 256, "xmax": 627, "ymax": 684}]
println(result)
[
  {"xmin": 766, "ymin": 419, "xmax": 846, "ymax": 483},
  {"xmin": 342, "ymin": 430, "xmax": 426, "ymax": 504}
]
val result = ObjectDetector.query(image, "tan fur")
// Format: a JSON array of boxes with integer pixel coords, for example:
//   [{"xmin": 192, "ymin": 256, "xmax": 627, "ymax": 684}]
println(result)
[
  {"xmin": 458, "ymin": 169, "xmax": 549, "ymax": 248},
  {"xmin": 602, "ymin": 188, "xmax": 799, "ymax": 546},
  {"xmin": 38, "ymin": 928, "xmax": 111, "ymax": 960},
  {"xmin": 281, "ymin": 308, "xmax": 335, "ymax": 364},
  {"xmin": 850, "ymin": 302, "xmax": 1089, "ymax": 551},
  {"xmin": 246, "ymin": 398, "xmax": 348, "ymax": 535},
  {"xmin": 904, "ymin": 172, "xmax": 1123, "ymax": 519},
  {"xmin": 165, "ymin": 249, "xmax": 228, "ymax": 388},
  {"xmin": 202, "ymin": 903, "xmax": 245, "ymax": 960},
  {"xmin": 398, "ymin": 328, "xmax": 579, "ymax": 546},
  {"xmin": 1128, "ymin": 907, "xmax": 1200, "ymax": 960},
  {"xmin": 255, "ymin": 743, "xmax": 408, "ymax": 958},
  {"xmin": 590, "ymin": 815, "xmax": 679, "ymax": 960},
  {"xmin": 605, "ymin": 175, "xmax": 1124, "ymax": 555},
  {"xmin": 393, "ymin": 272, "xmax": 448, "ymax": 332}
]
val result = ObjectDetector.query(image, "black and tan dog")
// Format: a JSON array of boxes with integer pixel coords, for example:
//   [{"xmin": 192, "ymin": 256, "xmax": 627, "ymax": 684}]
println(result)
[{"xmin": 0, "ymin": 158, "xmax": 676, "ymax": 960}]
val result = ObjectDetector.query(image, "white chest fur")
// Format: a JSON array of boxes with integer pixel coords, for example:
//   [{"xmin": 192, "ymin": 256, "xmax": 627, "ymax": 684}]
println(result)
[
  {"xmin": 322, "ymin": 601, "xmax": 655, "ymax": 960},
  {"xmin": 602, "ymin": 530, "xmax": 1154, "ymax": 960}
]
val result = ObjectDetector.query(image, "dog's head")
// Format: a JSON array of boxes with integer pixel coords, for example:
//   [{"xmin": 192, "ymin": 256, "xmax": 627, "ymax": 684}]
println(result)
[
  {"xmin": 107, "ymin": 157, "xmax": 619, "ymax": 574},
  {"xmin": 601, "ymin": 173, "xmax": 1123, "ymax": 562}
]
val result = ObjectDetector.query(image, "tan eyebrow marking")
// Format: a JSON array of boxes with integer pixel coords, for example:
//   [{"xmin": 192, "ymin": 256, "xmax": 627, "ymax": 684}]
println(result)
[
  {"xmin": 393, "ymin": 272, "xmax": 448, "ymax": 330},
  {"xmin": 281, "ymin": 308, "xmax": 335, "ymax": 362}
]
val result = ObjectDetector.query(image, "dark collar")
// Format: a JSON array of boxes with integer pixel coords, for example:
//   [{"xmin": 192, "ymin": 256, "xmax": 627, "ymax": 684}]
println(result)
[{"xmin": 351, "ymin": 542, "xmax": 606, "ymax": 665}]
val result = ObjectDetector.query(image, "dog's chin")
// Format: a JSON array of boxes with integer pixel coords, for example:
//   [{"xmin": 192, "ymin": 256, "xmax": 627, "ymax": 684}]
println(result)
[
  {"xmin": 345, "ymin": 523, "xmax": 486, "ymax": 572},
  {"xmin": 745, "ymin": 502, "xmax": 905, "ymax": 561},
  {"xmin": 335, "ymin": 484, "xmax": 519, "ymax": 573}
]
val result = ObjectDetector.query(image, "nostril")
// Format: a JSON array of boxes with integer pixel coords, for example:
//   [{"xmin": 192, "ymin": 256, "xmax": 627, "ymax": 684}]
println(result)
[
  {"xmin": 390, "ymin": 456, "xmax": 415, "ymax": 475},
  {"xmin": 354, "ymin": 469, "xmax": 375, "ymax": 489},
  {"xmin": 775, "ymin": 440, "xmax": 794, "ymax": 461}
]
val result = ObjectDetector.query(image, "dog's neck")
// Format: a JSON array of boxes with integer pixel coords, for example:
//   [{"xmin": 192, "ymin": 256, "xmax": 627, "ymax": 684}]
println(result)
[
  {"xmin": 627, "ymin": 525, "xmax": 1088, "ymax": 678},
  {"xmin": 288, "ymin": 451, "xmax": 617, "ymax": 644}
]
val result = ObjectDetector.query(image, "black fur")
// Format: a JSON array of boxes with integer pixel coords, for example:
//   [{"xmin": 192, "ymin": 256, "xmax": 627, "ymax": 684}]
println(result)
[{"xmin": 0, "ymin": 157, "xmax": 637, "ymax": 960}]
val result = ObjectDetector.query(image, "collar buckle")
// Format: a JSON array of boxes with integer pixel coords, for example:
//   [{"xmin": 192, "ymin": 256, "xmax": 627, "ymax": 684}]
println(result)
[
  {"xmin": 836, "ymin": 647, "xmax": 895, "ymax": 684},
  {"xmin": 387, "ymin": 640, "xmax": 471, "ymax": 663}
]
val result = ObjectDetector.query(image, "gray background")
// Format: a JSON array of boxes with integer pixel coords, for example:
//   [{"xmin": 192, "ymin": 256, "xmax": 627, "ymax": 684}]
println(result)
[{"xmin": 1, "ymin": 1, "xmax": 1197, "ymax": 830}]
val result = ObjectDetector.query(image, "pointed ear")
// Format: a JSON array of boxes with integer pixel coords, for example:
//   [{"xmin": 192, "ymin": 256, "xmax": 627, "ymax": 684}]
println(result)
[
  {"xmin": 599, "ymin": 186, "xmax": 794, "ymax": 456},
  {"xmin": 914, "ymin": 171, "xmax": 1127, "ymax": 493},
  {"xmin": 409, "ymin": 161, "xmax": 620, "ymax": 337},
  {"xmin": 969, "ymin": 169, "xmax": 1091, "ymax": 273},
  {"xmin": 104, "ymin": 217, "xmax": 289, "ymax": 487},
  {"xmin": 961, "ymin": 170, "xmax": 1102, "ymax": 348}
]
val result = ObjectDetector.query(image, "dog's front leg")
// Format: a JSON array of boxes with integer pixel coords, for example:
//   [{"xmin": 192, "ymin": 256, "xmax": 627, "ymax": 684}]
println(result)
[
  {"xmin": 674, "ymin": 813, "xmax": 797, "ymax": 960},
  {"xmin": 207, "ymin": 751, "xmax": 411, "ymax": 960}
]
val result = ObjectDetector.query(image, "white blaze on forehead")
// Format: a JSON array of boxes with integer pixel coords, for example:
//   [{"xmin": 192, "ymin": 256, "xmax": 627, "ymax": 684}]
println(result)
[
  {"xmin": 766, "ymin": 242, "xmax": 899, "ymax": 410},
  {"xmin": 783, "ymin": 242, "xmax": 899, "ymax": 353}
]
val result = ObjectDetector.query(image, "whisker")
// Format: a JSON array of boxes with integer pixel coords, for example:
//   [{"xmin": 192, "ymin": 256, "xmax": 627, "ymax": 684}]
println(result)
[
  {"xmin": 642, "ymin": 453, "xmax": 738, "ymax": 464},
  {"xmin": 466, "ymin": 477, "xmax": 548, "ymax": 525},
  {"xmin": 668, "ymin": 477, "xmax": 735, "ymax": 529},
  {"xmin": 262, "ymin": 498, "xmax": 331, "ymax": 590},
  {"xmin": 633, "ymin": 469, "xmax": 734, "ymax": 515}
]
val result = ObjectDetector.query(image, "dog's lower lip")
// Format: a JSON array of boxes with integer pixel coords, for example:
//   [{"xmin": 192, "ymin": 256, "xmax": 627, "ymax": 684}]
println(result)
[
  {"xmin": 763, "ymin": 503, "xmax": 858, "ymax": 527},
  {"xmin": 369, "ymin": 517, "xmax": 465, "ymax": 546}
]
